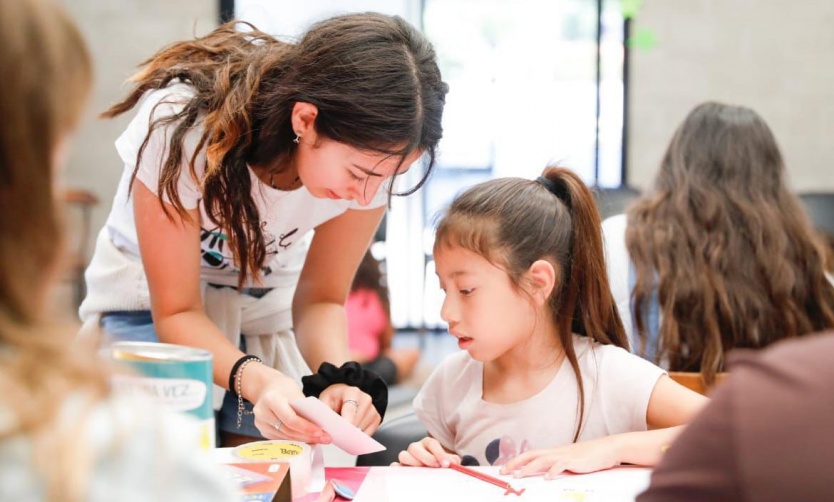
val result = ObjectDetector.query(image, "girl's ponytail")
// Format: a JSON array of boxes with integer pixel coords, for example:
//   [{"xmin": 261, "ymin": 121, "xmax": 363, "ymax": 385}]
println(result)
[
  {"xmin": 541, "ymin": 167, "xmax": 629, "ymax": 351},
  {"xmin": 539, "ymin": 167, "xmax": 628, "ymax": 443}
]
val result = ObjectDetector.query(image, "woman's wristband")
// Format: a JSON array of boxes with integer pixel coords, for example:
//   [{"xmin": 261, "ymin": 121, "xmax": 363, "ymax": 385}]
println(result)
[
  {"xmin": 229, "ymin": 354, "xmax": 261, "ymax": 397},
  {"xmin": 301, "ymin": 361, "xmax": 388, "ymax": 420}
]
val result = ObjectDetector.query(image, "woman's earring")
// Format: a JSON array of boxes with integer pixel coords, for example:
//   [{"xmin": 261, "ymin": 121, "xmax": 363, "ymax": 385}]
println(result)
[{"xmin": 293, "ymin": 134, "xmax": 301, "ymax": 145}]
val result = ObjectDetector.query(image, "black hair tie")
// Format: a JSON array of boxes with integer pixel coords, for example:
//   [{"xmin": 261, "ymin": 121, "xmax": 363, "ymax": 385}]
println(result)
[
  {"xmin": 535, "ymin": 176, "xmax": 571, "ymax": 206},
  {"xmin": 302, "ymin": 361, "xmax": 388, "ymax": 420}
]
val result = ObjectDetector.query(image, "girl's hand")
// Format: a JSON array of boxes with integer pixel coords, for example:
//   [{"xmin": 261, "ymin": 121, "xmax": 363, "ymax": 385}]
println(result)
[
  {"xmin": 499, "ymin": 436, "xmax": 620, "ymax": 480},
  {"xmin": 252, "ymin": 372, "xmax": 332, "ymax": 444},
  {"xmin": 394, "ymin": 437, "xmax": 461, "ymax": 468},
  {"xmin": 318, "ymin": 383, "xmax": 382, "ymax": 435}
]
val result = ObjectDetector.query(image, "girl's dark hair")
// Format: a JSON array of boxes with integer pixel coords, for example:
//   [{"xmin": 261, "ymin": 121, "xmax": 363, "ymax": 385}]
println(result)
[
  {"xmin": 435, "ymin": 166, "xmax": 628, "ymax": 441},
  {"xmin": 351, "ymin": 249, "xmax": 391, "ymax": 316},
  {"xmin": 626, "ymin": 101, "xmax": 834, "ymax": 383},
  {"xmin": 104, "ymin": 13, "xmax": 448, "ymax": 287}
]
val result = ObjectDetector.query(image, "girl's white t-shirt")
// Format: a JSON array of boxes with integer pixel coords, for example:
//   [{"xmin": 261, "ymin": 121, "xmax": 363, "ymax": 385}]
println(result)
[
  {"xmin": 413, "ymin": 335, "xmax": 665, "ymax": 467},
  {"xmin": 102, "ymin": 83, "xmax": 388, "ymax": 289}
]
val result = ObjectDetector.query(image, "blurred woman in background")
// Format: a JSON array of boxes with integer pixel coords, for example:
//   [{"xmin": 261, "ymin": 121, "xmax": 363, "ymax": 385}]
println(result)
[{"xmin": 603, "ymin": 101, "xmax": 834, "ymax": 384}]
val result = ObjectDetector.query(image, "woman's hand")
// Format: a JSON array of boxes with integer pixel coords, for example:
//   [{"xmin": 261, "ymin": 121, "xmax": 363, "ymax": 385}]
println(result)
[
  {"xmin": 394, "ymin": 437, "xmax": 461, "ymax": 468},
  {"xmin": 318, "ymin": 383, "xmax": 382, "ymax": 435},
  {"xmin": 499, "ymin": 436, "xmax": 621, "ymax": 479},
  {"xmin": 251, "ymin": 369, "xmax": 332, "ymax": 444}
]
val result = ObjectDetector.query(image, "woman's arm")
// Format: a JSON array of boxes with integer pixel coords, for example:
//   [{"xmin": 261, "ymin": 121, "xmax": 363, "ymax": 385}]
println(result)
[
  {"xmin": 292, "ymin": 205, "xmax": 386, "ymax": 431},
  {"xmin": 293, "ymin": 205, "xmax": 386, "ymax": 369},
  {"xmin": 134, "ymin": 182, "xmax": 325, "ymax": 442},
  {"xmin": 134, "ymin": 181, "xmax": 242, "ymax": 387}
]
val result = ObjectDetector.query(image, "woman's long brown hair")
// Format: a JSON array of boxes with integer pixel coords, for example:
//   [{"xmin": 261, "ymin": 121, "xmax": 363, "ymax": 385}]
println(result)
[
  {"xmin": 435, "ymin": 166, "xmax": 627, "ymax": 442},
  {"xmin": 0, "ymin": 1, "xmax": 110, "ymax": 500},
  {"xmin": 104, "ymin": 14, "xmax": 447, "ymax": 287},
  {"xmin": 626, "ymin": 102, "xmax": 834, "ymax": 383}
]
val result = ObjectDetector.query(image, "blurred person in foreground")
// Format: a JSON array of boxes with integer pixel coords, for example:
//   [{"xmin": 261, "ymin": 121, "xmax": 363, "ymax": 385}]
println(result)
[
  {"xmin": 0, "ymin": 0, "xmax": 237, "ymax": 500},
  {"xmin": 638, "ymin": 332, "xmax": 834, "ymax": 502}
]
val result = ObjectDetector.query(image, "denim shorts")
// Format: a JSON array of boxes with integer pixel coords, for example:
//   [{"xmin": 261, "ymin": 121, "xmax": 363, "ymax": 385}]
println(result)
[{"xmin": 100, "ymin": 310, "xmax": 265, "ymax": 439}]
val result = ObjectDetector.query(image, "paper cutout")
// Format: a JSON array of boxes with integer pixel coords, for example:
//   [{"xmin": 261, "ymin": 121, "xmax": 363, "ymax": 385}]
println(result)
[{"xmin": 290, "ymin": 397, "xmax": 385, "ymax": 456}]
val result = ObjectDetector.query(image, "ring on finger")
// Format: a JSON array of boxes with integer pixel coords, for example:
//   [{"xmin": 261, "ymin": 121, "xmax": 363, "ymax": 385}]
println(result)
[
  {"xmin": 274, "ymin": 419, "xmax": 283, "ymax": 432},
  {"xmin": 343, "ymin": 399, "xmax": 360, "ymax": 410}
]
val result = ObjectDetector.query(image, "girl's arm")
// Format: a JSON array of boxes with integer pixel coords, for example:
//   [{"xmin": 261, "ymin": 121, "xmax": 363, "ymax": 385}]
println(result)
[
  {"xmin": 500, "ymin": 375, "xmax": 708, "ymax": 478},
  {"xmin": 293, "ymin": 205, "xmax": 386, "ymax": 430},
  {"xmin": 134, "ymin": 182, "xmax": 326, "ymax": 443},
  {"xmin": 605, "ymin": 374, "xmax": 709, "ymax": 465}
]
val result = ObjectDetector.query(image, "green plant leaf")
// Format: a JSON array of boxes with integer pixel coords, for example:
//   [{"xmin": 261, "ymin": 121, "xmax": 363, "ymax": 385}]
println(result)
[
  {"xmin": 627, "ymin": 27, "xmax": 658, "ymax": 50},
  {"xmin": 621, "ymin": 0, "xmax": 644, "ymax": 19}
]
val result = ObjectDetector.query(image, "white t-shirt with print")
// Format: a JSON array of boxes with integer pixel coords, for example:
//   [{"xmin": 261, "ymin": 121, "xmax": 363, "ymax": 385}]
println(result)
[
  {"xmin": 413, "ymin": 335, "xmax": 665, "ymax": 467},
  {"xmin": 92, "ymin": 83, "xmax": 387, "ymax": 293}
]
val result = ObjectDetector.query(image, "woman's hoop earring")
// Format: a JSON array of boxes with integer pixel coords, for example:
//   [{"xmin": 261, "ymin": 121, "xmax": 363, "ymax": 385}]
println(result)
[{"xmin": 293, "ymin": 134, "xmax": 301, "ymax": 145}]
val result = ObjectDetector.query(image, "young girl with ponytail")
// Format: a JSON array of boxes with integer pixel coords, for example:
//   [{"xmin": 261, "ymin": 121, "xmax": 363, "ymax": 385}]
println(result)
[
  {"xmin": 80, "ymin": 13, "xmax": 447, "ymax": 446},
  {"xmin": 399, "ymin": 167, "xmax": 706, "ymax": 478}
]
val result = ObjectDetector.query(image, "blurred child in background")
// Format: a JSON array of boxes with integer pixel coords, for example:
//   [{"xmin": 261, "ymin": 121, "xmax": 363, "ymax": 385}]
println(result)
[{"xmin": 347, "ymin": 249, "xmax": 421, "ymax": 385}]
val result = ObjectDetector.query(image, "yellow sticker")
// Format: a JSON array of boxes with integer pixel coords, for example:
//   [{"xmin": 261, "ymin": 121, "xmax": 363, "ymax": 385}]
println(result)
[
  {"xmin": 199, "ymin": 423, "xmax": 213, "ymax": 451},
  {"xmin": 235, "ymin": 441, "xmax": 306, "ymax": 460}
]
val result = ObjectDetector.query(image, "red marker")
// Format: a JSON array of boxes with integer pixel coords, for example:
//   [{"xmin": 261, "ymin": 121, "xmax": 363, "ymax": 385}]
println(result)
[{"xmin": 448, "ymin": 463, "xmax": 526, "ymax": 496}]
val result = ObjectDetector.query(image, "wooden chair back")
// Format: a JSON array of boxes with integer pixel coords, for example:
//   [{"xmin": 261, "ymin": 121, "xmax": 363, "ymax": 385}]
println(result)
[{"xmin": 63, "ymin": 188, "xmax": 99, "ymax": 309}]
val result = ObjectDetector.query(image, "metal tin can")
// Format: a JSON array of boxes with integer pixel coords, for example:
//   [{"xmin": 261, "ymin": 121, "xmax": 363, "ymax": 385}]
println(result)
[{"xmin": 109, "ymin": 341, "xmax": 214, "ymax": 449}]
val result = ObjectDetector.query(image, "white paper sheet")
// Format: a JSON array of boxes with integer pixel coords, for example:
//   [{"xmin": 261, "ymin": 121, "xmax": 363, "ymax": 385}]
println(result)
[{"xmin": 355, "ymin": 465, "xmax": 652, "ymax": 502}]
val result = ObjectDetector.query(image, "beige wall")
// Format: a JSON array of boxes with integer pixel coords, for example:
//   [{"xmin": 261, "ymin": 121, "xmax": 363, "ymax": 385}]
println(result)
[
  {"xmin": 629, "ymin": 0, "xmax": 834, "ymax": 192},
  {"xmin": 63, "ymin": 0, "xmax": 218, "ymax": 241}
]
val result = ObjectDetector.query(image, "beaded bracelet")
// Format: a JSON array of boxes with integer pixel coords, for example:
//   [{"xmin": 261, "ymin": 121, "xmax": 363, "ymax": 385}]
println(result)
[
  {"xmin": 231, "ymin": 355, "xmax": 262, "ymax": 430},
  {"xmin": 229, "ymin": 355, "xmax": 261, "ymax": 398}
]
